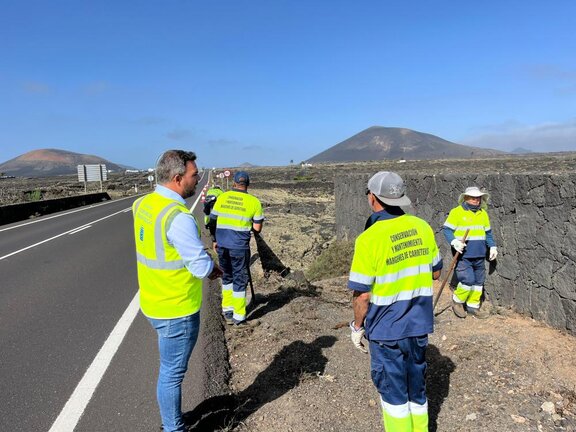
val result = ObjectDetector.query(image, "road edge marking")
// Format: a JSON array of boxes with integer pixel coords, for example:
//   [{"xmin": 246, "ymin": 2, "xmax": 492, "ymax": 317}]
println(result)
[{"xmin": 48, "ymin": 292, "xmax": 140, "ymax": 432}]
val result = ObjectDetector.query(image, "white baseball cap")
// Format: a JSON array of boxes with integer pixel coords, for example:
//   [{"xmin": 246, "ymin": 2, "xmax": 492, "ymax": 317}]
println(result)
[{"xmin": 367, "ymin": 171, "xmax": 411, "ymax": 207}]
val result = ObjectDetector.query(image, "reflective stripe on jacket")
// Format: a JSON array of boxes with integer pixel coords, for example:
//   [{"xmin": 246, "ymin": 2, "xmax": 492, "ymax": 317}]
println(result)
[
  {"xmin": 443, "ymin": 205, "xmax": 492, "ymax": 258},
  {"xmin": 211, "ymin": 189, "xmax": 264, "ymax": 250},
  {"xmin": 348, "ymin": 214, "xmax": 441, "ymax": 341},
  {"xmin": 133, "ymin": 192, "xmax": 202, "ymax": 319}
]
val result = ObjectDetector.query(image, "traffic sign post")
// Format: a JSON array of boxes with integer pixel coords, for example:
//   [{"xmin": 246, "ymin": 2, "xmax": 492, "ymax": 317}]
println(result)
[
  {"xmin": 224, "ymin": 170, "xmax": 230, "ymax": 189},
  {"xmin": 77, "ymin": 164, "xmax": 107, "ymax": 193}
]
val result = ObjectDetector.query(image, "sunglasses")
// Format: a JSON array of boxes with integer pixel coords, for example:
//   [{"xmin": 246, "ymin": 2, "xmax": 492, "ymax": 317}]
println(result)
[{"xmin": 365, "ymin": 188, "xmax": 371, "ymax": 196}]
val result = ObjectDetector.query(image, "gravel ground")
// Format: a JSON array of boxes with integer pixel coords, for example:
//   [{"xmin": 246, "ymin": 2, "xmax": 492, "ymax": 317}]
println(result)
[{"xmin": 201, "ymin": 177, "xmax": 576, "ymax": 432}]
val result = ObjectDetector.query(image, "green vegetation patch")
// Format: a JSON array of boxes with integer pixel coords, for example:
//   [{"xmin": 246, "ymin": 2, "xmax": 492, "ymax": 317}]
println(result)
[{"xmin": 306, "ymin": 240, "xmax": 355, "ymax": 281}]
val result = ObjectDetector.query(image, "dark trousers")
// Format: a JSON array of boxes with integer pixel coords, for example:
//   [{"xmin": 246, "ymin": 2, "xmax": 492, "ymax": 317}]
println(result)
[{"xmin": 218, "ymin": 247, "xmax": 250, "ymax": 322}]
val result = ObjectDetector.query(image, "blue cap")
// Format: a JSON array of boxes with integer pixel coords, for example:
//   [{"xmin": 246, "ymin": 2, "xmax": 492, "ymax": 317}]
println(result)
[{"xmin": 233, "ymin": 171, "xmax": 250, "ymax": 186}]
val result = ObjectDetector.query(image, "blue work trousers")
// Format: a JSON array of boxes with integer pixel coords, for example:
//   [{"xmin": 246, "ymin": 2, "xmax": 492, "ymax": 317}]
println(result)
[
  {"xmin": 370, "ymin": 335, "xmax": 428, "ymax": 406},
  {"xmin": 455, "ymin": 257, "xmax": 486, "ymax": 286},
  {"xmin": 148, "ymin": 313, "xmax": 200, "ymax": 432}
]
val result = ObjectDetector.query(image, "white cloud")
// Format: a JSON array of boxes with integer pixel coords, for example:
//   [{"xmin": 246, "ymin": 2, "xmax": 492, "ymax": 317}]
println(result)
[{"xmin": 463, "ymin": 119, "xmax": 576, "ymax": 152}]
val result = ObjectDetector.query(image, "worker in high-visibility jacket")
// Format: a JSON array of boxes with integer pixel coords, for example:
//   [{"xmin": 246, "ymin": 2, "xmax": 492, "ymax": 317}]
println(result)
[
  {"xmin": 132, "ymin": 150, "xmax": 222, "ymax": 432},
  {"xmin": 208, "ymin": 171, "xmax": 263, "ymax": 325},
  {"xmin": 348, "ymin": 171, "xmax": 442, "ymax": 432},
  {"xmin": 203, "ymin": 185, "xmax": 223, "ymax": 228},
  {"xmin": 443, "ymin": 186, "xmax": 497, "ymax": 319}
]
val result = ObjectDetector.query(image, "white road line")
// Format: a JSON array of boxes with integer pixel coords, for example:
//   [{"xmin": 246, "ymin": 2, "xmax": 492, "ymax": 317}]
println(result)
[
  {"xmin": 68, "ymin": 225, "xmax": 92, "ymax": 235},
  {"xmin": 0, "ymin": 207, "xmax": 130, "ymax": 262},
  {"xmin": 47, "ymin": 180, "xmax": 207, "ymax": 431},
  {"xmin": 0, "ymin": 195, "xmax": 140, "ymax": 233},
  {"xmin": 48, "ymin": 292, "xmax": 140, "ymax": 432}
]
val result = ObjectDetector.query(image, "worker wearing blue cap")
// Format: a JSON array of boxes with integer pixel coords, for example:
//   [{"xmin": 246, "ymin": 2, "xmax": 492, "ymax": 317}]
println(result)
[{"xmin": 208, "ymin": 171, "xmax": 264, "ymax": 325}]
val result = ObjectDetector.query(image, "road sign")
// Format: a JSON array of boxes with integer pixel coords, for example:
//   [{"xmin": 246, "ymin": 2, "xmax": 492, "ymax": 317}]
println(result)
[
  {"xmin": 77, "ymin": 164, "xmax": 107, "ymax": 182},
  {"xmin": 224, "ymin": 170, "xmax": 230, "ymax": 177},
  {"xmin": 218, "ymin": 173, "xmax": 225, "ymax": 179},
  {"xmin": 147, "ymin": 175, "xmax": 154, "ymax": 182}
]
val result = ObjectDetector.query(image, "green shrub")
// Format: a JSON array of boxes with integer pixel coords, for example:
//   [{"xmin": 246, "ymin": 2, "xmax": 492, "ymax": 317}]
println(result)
[
  {"xmin": 25, "ymin": 189, "xmax": 42, "ymax": 201},
  {"xmin": 306, "ymin": 240, "xmax": 355, "ymax": 281}
]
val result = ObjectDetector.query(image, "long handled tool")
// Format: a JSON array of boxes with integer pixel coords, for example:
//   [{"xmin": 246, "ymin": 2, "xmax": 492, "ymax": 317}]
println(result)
[
  {"xmin": 433, "ymin": 229, "xmax": 470, "ymax": 313},
  {"xmin": 247, "ymin": 263, "xmax": 255, "ymax": 303},
  {"xmin": 246, "ymin": 251, "xmax": 257, "ymax": 313}
]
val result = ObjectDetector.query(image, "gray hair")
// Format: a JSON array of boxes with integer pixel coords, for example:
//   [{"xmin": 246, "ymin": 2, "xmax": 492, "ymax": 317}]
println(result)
[{"xmin": 156, "ymin": 150, "xmax": 197, "ymax": 184}]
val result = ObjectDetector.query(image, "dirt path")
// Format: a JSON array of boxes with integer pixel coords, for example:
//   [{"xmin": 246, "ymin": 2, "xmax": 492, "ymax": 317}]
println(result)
[{"xmin": 214, "ymin": 184, "xmax": 576, "ymax": 432}]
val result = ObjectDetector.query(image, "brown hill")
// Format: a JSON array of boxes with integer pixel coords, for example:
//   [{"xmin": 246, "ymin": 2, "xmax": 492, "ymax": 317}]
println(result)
[
  {"xmin": 305, "ymin": 126, "xmax": 505, "ymax": 163},
  {"xmin": 0, "ymin": 149, "xmax": 129, "ymax": 177}
]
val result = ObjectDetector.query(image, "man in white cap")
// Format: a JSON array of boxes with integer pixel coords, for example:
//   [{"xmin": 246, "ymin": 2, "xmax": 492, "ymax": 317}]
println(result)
[
  {"xmin": 348, "ymin": 171, "xmax": 443, "ymax": 432},
  {"xmin": 443, "ymin": 186, "xmax": 497, "ymax": 319}
]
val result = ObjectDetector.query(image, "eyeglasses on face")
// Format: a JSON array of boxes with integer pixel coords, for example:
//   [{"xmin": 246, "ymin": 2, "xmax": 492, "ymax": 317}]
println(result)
[{"xmin": 365, "ymin": 188, "xmax": 371, "ymax": 196}]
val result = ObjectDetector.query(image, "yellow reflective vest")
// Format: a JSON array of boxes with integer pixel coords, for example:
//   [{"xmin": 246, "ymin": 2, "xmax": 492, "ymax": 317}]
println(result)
[
  {"xmin": 443, "ymin": 205, "xmax": 492, "ymax": 258},
  {"xmin": 212, "ymin": 189, "xmax": 263, "ymax": 249},
  {"xmin": 133, "ymin": 192, "xmax": 202, "ymax": 319},
  {"xmin": 349, "ymin": 214, "xmax": 442, "ymax": 340}
]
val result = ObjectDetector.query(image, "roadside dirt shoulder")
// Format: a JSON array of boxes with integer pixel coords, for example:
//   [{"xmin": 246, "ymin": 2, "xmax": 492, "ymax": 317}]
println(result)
[{"xmin": 218, "ymin": 184, "xmax": 576, "ymax": 432}]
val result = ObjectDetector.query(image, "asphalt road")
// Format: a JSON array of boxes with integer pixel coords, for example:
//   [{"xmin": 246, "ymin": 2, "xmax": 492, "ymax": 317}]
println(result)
[{"xmin": 0, "ymin": 173, "xmax": 228, "ymax": 431}]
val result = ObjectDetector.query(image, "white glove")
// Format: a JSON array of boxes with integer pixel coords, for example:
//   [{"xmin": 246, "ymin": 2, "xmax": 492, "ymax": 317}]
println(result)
[
  {"xmin": 489, "ymin": 247, "xmax": 498, "ymax": 261},
  {"xmin": 451, "ymin": 239, "xmax": 467, "ymax": 253},
  {"xmin": 350, "ymin": 321, "xmax": 368, "ymax": 353}
]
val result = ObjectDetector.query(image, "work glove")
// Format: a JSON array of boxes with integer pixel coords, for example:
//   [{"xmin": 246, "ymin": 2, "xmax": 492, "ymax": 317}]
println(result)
[
  {"xmin": 489, "ymin": 246, "xmax": 498, "ymax": 261},
  {"xmin": 350, "ymin": 321, "xmax": 368, "ymax": 354},
  {"xmin": 451, "ymin": 239, "xmax": 467, "ymax": 254}
]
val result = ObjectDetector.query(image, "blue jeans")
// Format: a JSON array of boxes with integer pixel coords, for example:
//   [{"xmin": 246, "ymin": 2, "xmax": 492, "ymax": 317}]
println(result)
[
  {"xmin": 369, "ymin": 336, "xmax": 428, "ymax": 406},
  {"xmin": 148, "ymin": 313, "xmax": 200, "ymax": 432}
]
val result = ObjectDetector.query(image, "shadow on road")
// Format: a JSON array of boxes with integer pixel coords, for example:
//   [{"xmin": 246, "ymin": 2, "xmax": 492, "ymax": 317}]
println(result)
[
  {"xmin": 183, "ymin": 336, "xmax": 337, "ymax": 431},
  {"xmin": 426, "ymin": 344, "xmax": 456, "ymax": 432}
]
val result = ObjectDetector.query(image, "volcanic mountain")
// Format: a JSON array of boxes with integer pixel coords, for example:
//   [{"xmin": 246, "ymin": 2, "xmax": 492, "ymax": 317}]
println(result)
[
  {"xmin": 305, "ymin": 126, "xmax": 505, "ymax": 163},
  {"xmin": 0, "ymin": 149, "xmax": 129, "ymax": 177}
]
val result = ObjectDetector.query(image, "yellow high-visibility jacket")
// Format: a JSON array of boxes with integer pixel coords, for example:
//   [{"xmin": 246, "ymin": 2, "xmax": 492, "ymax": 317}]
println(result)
[{"xmin": 133, "ymin": 192, "xmax": 202, "ymax": 318}]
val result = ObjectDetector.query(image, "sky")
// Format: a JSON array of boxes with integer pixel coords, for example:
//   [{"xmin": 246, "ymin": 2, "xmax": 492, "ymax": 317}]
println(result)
[{"xmin": 1, "ymin": 0, "xmax": 575, "ymax": 169}]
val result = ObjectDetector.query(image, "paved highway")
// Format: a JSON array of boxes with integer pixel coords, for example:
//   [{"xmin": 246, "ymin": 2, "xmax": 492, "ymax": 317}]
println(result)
[{"xmin": 0, "ymin": 172, "xmax": 227, "ymax": 431}]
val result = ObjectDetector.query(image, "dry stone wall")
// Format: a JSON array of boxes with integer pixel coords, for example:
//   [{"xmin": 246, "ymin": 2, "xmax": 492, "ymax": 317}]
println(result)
[{"xmin": 336, "ymin": 172, "xmax": 576, "ymax": 334}]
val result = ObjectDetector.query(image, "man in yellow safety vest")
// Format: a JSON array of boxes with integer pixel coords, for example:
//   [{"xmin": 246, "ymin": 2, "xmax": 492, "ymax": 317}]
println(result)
[
  {"xmin": 209, "ymin": 171, "xmax": 263, "ymax": 325},
  {"xmin": 348, "ymin": 171, "xmax": 442, "ymax": 432},
  {"xmin": 132, "ymin": 150, "xmax": 222, "ymax": 432}
]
